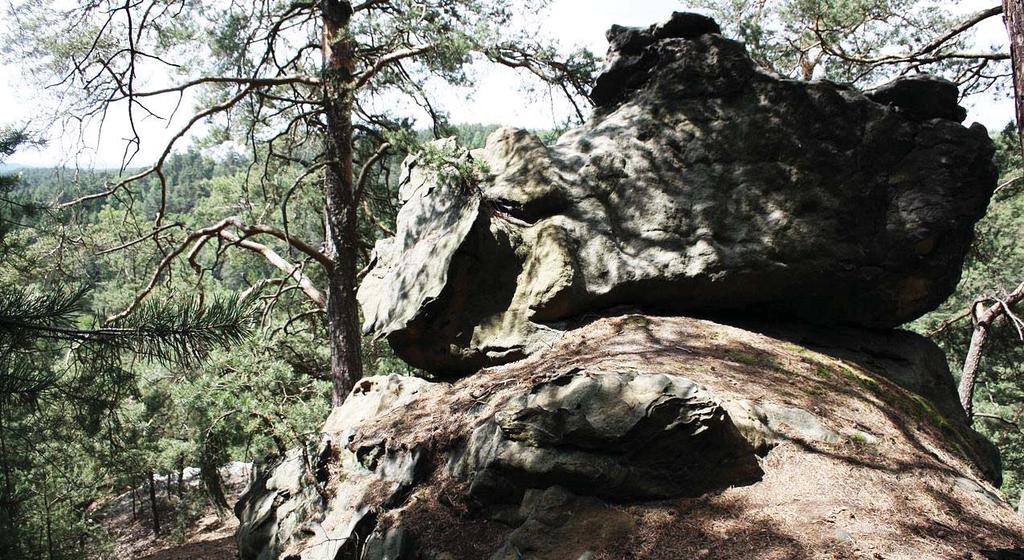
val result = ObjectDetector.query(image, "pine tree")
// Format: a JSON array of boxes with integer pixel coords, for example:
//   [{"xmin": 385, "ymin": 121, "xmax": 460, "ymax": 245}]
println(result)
[
  {"xmin": 0, "ymin": 130, "xmax": 256, "ymax": 557},
  {"xmin": 3, "ymin": 0, "xmax": 595, "ymax": 404}
]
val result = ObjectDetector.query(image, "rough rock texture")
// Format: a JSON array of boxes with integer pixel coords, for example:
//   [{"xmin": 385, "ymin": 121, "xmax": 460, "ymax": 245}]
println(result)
[
  {"xmin": 239, "ymin": 12, "xmax": 1014, "ymax": 560},
  {"xmin": 357, "ymin": 12, "xmax": 997, "ymax": 376},
  {"xmin": 236, "ymin": 315, "xmax": 1022, "ymax": 560}
]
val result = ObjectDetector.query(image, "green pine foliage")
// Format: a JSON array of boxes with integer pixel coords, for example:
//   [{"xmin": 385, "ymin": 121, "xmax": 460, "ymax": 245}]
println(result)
[
  {"xmin": 913, "ymin": 122, "xmax": 1024, "ymax": 504},
  {"xmin": 0, "ymin": 116, "xmax": 470, "ymax": 556},
  {"xmin": 693, "ymin": 0, "xmax": 1006, "ymax": 95},
  {"xmin": 0, "ymin": 139, "xmax": 273, "ymax": 558}
]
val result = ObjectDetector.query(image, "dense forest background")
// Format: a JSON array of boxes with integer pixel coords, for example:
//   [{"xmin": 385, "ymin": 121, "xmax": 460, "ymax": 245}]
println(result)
[
  {"xmin": 914, "ymin": 123, "xmax": 1024, "ymax": 496},
  {"xmin": 0, "ymin": 0, "xmax": 1022, "ymax": 558}
]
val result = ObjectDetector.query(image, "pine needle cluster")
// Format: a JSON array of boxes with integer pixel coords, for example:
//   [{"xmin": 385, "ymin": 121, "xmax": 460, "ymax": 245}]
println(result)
[{"xmin": 0, "ymin": 286, "xmax": 255, "ymax": 398}]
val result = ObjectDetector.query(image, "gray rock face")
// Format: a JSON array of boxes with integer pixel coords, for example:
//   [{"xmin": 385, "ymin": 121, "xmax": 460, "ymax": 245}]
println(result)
[
  {"xmin": 236, "ymin": 315, "xmax": 1020, "ymax": 560},
  {"xmin": 234, "ymin": 376, "xmax": 442, "ymax": 560},
  {"xmin": 449, "ymin": 370, "xmax": 764, "ymax": 503},
  {"xmin": 236, "ymin": 364, "xmax": 766, "ymax": 559},
  {"xmin": 865, "ymin": 75, "xmax": 969, "ymax": 122},
  {"xmin": 234, "ymin": 448, "xmax": 324, "ymax": 560},
  {"xmin": 357, "ymin": 12, "xmax": 997, "ymax": 376}
]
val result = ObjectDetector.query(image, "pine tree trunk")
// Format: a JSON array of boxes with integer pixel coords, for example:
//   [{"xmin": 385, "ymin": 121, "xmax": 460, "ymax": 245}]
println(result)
[
  {"xmin": 958, "ymin": 322, "xmax": 989, "ymax": 419},
  {"xmin": 957, "ymin": 282, "xmax": 1024, "ymax": 420},
  {"xmin": 41, "ymin": 481, "xmax": 54, "ymax": 560},
  {"xmin": 200, "ymin": 459, "xmax": 229, "ymax": 512},
  {"xmin": 177, "ymin": 458, "xmax": 184, "ymax": 497},
  {"xmin": 0, "ymin": 401, "xmax": 11, "ymax": 520},
  {"xmin": 1005, "ymin": 0, "xmax": 1024, "ymax": 153},
  {"xmin": 322, "ymin": 0, "xmax": 363, "ymax": 406},
  {"xmin": 147, "ymin": 470, "xmax": 160, "ymax": 537},
  {"xmin": 44, "ymin": 495, "xmax": 54, "ymax": 560}
]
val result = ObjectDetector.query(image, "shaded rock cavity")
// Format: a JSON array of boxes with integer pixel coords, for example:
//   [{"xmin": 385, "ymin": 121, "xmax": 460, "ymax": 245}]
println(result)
[{"xmin": 449, "ymin": 371, "xmax": 764, "ymax": 504}]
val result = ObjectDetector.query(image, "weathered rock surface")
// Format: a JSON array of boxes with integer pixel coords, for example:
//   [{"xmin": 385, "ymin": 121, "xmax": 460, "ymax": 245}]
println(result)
[
  {"xmin": 236, "ymin": 315, "xmax": 1022, "ymax": 560},
  {"xmin": 240, "ymin": 11, "xmax": 1014, "ymax": 560},
  {"xmin": 357, "ymin": 12, "xmax": 997, "ymax": 376}
]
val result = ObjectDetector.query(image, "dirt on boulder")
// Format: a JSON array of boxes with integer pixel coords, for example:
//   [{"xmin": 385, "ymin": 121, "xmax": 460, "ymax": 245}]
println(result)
[{"xmin": 236, "ymin": 314, "xmax": 1023, "ymax": 560}]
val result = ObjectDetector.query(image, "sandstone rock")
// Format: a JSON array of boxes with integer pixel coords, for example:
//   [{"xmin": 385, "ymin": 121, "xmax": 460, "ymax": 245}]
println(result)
[
  {"xmin": 745, "ymin": 323, "xmax": 968, "ymax": 421},
  {"xmin": 955, "ymin": 476, "xmax": 1006, "ymax": 508},
  {"xmin": 234, "ymin": 448, "xmax": 323, "ymax": 560},
  {"xmin": 234, "ymin": 376, "xmax": 443, "ymax": 560},
  {"xmin": 448, "ymin": 369, "xmax": 763, "ymax": 502},
  {"xmin": 592, "ymin": 12, "xmax": 722, "ymax": 107},
  {"xmin": 865, "ymin": 75, "xmax": 968, "ymax": 122},
  {"xmin": 721, "ymin": 399, "xmax": 845, "ymax": 452},
  {"xmin": 357, "ymin": 12, "xmax": 997, "ymax": 376},
  {"xmin": 255, "ymin": 11, "xmax": 1013, "ymax": 560},
  {"xmin": 358, "ymin": 139, "xmax": 483, "ymax": 343},
  {"xmin": 488, "ymin": 486, "xmax": 635, "ymax": 560},
  {"xmin": 236, "ymin": 315, "xmax": 1021, "ymax": 560}
]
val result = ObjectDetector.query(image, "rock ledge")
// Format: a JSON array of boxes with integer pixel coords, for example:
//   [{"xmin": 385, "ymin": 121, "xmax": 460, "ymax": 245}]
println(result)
[{"xmin": 236, "ymin": 316, "xmax": 1020, "ymax": 560}]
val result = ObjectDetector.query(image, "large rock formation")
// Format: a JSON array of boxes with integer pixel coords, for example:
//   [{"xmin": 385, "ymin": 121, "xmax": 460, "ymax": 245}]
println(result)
[
  {"xmin": 236, "ymin": 315, "xmax": 1022, "ymax": 559},
  {"xmin": 357, "ymin": 12, "xmax": 996, "ymax": 376},
  {"xmin": 237, "ymin": 12, "xmax": 1020, "ymax": 560}
]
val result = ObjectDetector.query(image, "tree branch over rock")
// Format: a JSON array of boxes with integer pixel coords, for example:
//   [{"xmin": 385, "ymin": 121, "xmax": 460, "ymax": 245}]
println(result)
[
  {"xmin": 697, "ymin": 0, "xmax": 1009, "ymax": 93},
  {"xmin": 7, "ymin": 0, "xmax": 595, "ymax": 405},
  {"xmin": 958, "ymin": 281, "xmax": 1024, "ymax": 419}
]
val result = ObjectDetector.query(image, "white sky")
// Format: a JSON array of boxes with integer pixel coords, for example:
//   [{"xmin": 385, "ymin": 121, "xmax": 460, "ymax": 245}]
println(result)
[{"xmin": 0, "ymin": 0, "xmax": 1014, "ymax": 168}]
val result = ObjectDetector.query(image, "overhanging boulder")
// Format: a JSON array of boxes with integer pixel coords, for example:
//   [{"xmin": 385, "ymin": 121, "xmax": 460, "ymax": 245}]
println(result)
[{"xmin": 357, "ymin": 12, "xmax": 997, "ymax": 376}]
